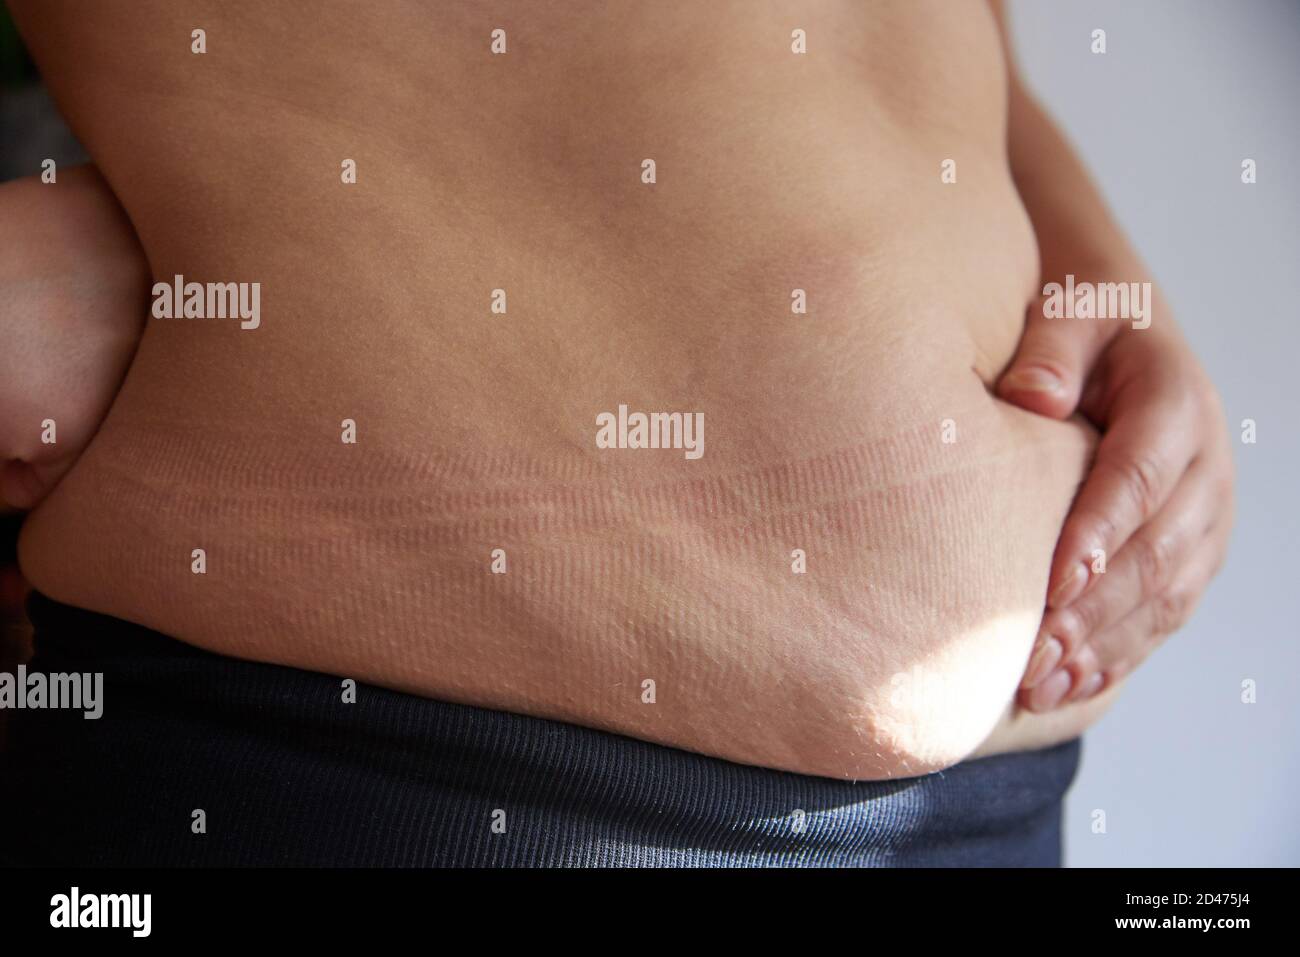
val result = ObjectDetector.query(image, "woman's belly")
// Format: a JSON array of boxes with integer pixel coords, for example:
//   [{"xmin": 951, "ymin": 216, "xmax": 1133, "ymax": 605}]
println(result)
[{"xmin": 14, "ymin": 0, "xmax": 1096, "ymax": 777}]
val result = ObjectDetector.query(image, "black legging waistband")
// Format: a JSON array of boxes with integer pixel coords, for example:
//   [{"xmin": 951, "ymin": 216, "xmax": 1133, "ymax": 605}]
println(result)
[{"xmin": 1, "ymin": 592, "xmax": 1080, "ymax": 866}]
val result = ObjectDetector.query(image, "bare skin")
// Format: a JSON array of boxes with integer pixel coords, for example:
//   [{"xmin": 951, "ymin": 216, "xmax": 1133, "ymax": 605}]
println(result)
[
  {"xmin": 0, "ymin": 166, "xmax": 147, "ymax": 510},
  {"xmin": 4, "ymin": 0, "xmax": 1229, "ymax": 779}
]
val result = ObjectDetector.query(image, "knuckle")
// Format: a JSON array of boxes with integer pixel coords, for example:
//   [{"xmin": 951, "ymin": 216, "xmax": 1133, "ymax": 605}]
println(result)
[
  {"xmin": 1198, "ymin": 380, "xmax": 1227, "ymax": 422},
  {"xmin": 1152, "ymin": 589, "xmax": 1192, "ymax": 636},
  {"xmin": 1107, "ymin": 452, "xmax": 1165, "ymax": 522},
  {"xmin": 1145, "ymin": 628, "xmax": 1174, "ymax": 654},
  {"xmin": 1106, "ymin": 659, "xmax": 1134, "ymax": 684},
  {"xmin": 1056, "ymin": 605, "xmax": 1094, "ymax": 652},
  {"xmin": 1211, "ymin": 546, "xmax": 1230, "ymax": 580},
  {"xmin": 1131, "ymin": 533, "xmax": 1177, "ymax": 595},
  {"xmin": 1074, "ymin": 510, "xmax": 1118, "ymax": 557},
  {"xmin": 1215, "ymin": 468, "xmax": 1238, "ymax": 527},
  {"xmin": 1214, "ymin": 469, "xmax": 1235, "ymax": 504},
  {"xmin": 1067, "ymin": 642, "xmax": 1100, "ymax": 677}
]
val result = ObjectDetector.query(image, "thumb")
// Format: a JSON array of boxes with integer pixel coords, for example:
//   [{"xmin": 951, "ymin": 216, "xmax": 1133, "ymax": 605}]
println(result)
[{"xmin": 997, "ymin": 298, "xmax": 1116, "ymax": 419}]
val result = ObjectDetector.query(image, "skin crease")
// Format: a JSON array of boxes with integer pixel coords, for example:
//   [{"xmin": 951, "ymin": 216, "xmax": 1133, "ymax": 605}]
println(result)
[{"xmin": 2, "ymin": 0, "xmax": 1229, "ymax": 778}]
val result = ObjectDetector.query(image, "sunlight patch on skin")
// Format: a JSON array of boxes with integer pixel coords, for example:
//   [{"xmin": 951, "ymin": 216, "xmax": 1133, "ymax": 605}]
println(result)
[{"xmin": 875, "ymin": 609, "xmax": 1042, "ymax": 772}]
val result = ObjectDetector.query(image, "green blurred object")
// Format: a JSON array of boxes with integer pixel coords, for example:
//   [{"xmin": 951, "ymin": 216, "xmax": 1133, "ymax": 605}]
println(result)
[{"xmin": 1, "ymin": 1, "xmax": 35, "ymax": 87}]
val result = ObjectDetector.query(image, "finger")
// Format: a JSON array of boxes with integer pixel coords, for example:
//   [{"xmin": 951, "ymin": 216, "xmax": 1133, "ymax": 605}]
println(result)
[
  {"xmin": 1024, "ymin": 514, "xmax": 1227, "ymax": 712},
  {"xmin": 996, "ymin": 296, "xmax": 1117, "ymax": 419},
  {"xmin": 1052, "ymin": 518, "xmax": 1230, "ymax": 710},
  {"xmin": 1045, "ymin": 371, "xmax": 1200, "ymax": 610},
  {"xmin": 1020, "ymin": 640, "xmax": 1103, "ymax": 713},
  {"xmin": 1024, "ymin": 479, "xmax": 1230, "ymax": 712},
  {"xmin": 1031, "ymin": 454, "xmax": 1220, "ymax": 672},
  {"xmin": 0, "ymin": 455, "xmax": 75, "ymax": 511}
]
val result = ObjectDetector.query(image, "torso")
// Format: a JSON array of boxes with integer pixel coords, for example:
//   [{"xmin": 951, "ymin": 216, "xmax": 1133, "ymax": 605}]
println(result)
[{"xmin": 15, "ymin": 0, "xmax": 1095, "ymax": 776}]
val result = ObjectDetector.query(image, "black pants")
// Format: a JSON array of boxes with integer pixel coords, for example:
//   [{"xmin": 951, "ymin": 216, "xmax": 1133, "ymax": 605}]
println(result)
[{"xmin": 0, "ymin": 593, "xmax": 1080, "ymax": 866}]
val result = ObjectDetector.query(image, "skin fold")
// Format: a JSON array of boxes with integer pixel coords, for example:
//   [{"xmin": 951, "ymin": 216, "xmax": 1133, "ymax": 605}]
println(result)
[{"xmin": 3, "ymin": 0, "xmax": 1230, "ymax": 779}]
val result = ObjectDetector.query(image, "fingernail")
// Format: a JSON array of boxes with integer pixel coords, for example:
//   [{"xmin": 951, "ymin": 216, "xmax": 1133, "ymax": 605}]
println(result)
[
  {"xmin": 1048, "ymin": 563, "xmax": 1088, "ymax": 609},
  {"xmin": 1075, "ymin": 672, "xmax": 1104, "ymax": 700},
  {"xmin": 1023, "ymin": 634, "xmax": 1064, "ymax": 688},
  {"xmin": 1033, "ymin": 669, "xmax": 1073, "ymax": 710},
  {"xmin": 1002, "ymin": 366, "xmax": 1063, "ymax": 394}
]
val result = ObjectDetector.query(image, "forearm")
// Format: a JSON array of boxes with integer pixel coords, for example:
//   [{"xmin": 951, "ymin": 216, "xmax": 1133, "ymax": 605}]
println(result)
[
  {"xmin": 991, "ymin": 1, "xmax": 1145, "ymax": 283},
  {"xmin": 1006, "ymin": 83, "xmax": 1146, "ymax": 280}
]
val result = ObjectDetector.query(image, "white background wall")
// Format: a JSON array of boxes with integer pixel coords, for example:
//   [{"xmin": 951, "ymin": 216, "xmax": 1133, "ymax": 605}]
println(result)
[{"xmin": 1008, "ymin": 0, "xmax": 1300, "ymax": 866}]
